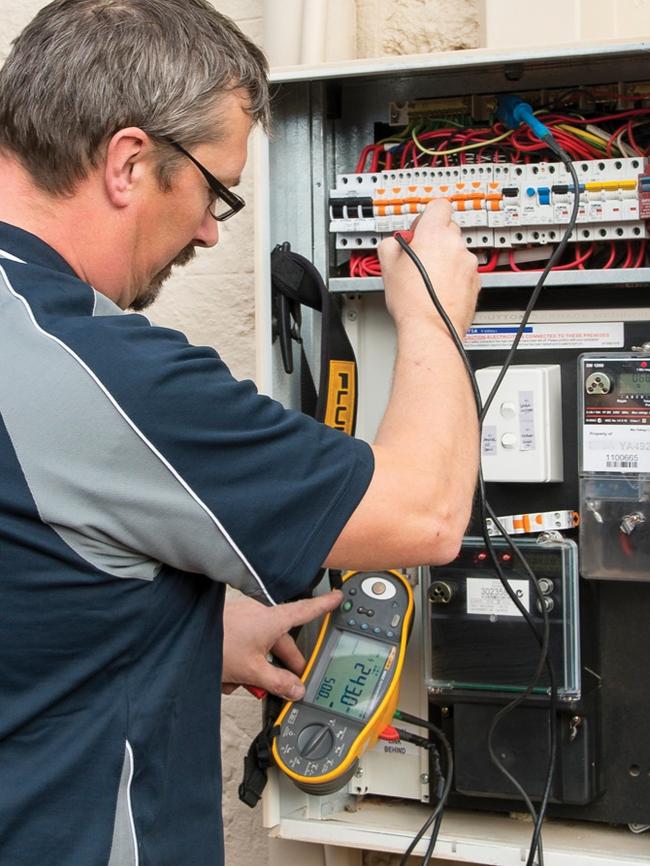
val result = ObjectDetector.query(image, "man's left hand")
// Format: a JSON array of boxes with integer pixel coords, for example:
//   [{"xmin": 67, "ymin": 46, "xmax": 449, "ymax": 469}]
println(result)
[{"xmin": 222, "ymin": 591, "xmax": 343, "ymax": 701}]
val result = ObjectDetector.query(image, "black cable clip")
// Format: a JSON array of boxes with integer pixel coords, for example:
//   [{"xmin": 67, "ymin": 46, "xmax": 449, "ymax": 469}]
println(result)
[
  {"xmin": 271, "ymin": 242, "xmax": 303, "ymax": 374},
  {"xmin": 238, "ymin": 718, "xmax": 281, "ymax": 809}
]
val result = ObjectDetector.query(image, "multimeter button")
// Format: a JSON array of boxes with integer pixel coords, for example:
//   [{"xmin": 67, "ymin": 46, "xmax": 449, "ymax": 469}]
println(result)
[
  {"xmin": 361, "ymin": 576, "xmax": 397, "ymax": 600},
  {"xmin": 386, "ymin": 630, "xmax": 395, "ymax": 638},
  {"xmin": 361, "ymin": 623, "xmax": 369, "ymax": 631},
  {"xmin": 348, "ymin": 588, "xmax": 357, "ymax": 596},
  {"xmin": 500, "ymin": 401, "xmax": 516, "ymax": 418},
  {"xmin": 342, "ymin": 600, "xmax": 353, "ymax": 612},
  {"xmin": 366, "ymin": 609, "xmax": 375, "ymax": 617},
  {"xmin": 501, "ymin": 432, "xmax": 517, "ymax": 449},
  {"xmin": 391, "ymin": 614, "xmax": 401, "ymax": 627},
  {"xmin": 347, "ymin": 619, "xmax": 357, "ymax": 627},
  {"xmin": 297, "ymin": 724, "xmax": 335, "ymax": 760},
  {"xmin": 373, "ymin": 627, "xmax": 382, "ymax": 635}
]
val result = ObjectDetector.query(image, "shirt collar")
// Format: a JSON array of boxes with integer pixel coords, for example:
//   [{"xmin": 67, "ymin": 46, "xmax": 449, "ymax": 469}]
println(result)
[{"xmin": 0, "ymin": 221, "xmax": 79, "ymax": 278}]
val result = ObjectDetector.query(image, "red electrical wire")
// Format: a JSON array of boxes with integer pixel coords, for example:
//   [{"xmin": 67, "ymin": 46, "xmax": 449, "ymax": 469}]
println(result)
[
  {"xmin": 355, "ymin": 145, "xmax": 375, "ymax": 174},
  {"xmin": 622, "ymin": 240, "xmax": 634, "ymax": 269},
  {"xmin": 605, "ymin": 123, "xmax": 629, "ymax": 158},
  {"xmin": 633, "ymin": 239, "xmax": 647, "ymax": 269},
  {"xmin": 603, "ymin": 242, "xmax": 617, "ymax": 269},
  {"xmin": 577, "ymin": 243, "xmax": 595, "ymax": 270},
  {"xmin": 478, "ymin": 250, "xmax": 499, "ymax": 273}
]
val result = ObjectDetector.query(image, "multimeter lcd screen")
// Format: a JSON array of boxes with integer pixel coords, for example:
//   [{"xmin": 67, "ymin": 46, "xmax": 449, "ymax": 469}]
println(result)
[
  {"xmin": 307, "ymin": 631, "xmax": 390, "ymax": 722},
  {"xmin": 618, "ymin": 372, "xmax": 650, "ymax": 395}
]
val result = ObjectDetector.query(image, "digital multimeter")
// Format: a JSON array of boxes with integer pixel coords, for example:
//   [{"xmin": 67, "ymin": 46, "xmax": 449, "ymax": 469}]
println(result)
[{"xmin": 272, "ymin": 570, "xmax": 414, "ymax": 795}]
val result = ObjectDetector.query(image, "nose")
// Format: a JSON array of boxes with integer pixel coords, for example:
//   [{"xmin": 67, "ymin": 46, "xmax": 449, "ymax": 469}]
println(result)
[{"xmin": 192, "ymin": 211, "xmax": 219, "ymax": 248}]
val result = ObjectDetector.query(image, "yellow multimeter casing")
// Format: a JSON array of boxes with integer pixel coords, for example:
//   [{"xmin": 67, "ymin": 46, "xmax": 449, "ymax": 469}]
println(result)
[{"xmin": 272, "ymin": 569, "xmax": 414, "ymax": 795}]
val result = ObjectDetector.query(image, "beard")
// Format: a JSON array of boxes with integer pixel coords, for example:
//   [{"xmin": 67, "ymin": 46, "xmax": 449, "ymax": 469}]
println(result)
[{"xmin": 129, "ymin": 244, "xmax": 197, "ymax": 311}]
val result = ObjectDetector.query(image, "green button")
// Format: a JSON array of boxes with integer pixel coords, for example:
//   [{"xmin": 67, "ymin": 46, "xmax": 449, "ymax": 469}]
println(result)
[{"xmin": 342, "ymin": 600, "xmax": 353, "ymax": 612}]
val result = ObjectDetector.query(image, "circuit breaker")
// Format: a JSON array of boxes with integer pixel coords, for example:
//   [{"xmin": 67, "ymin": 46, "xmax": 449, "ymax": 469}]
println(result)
[{"xmin": 261, "ymin": 37, "xmax": 650, "ymax": 866}]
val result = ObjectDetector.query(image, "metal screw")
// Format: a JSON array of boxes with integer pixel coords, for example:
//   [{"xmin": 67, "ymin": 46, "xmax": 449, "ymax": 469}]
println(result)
[
  {"xmin": 420, "ymin": 773, "xmax": 430, "ymax": 785},
  {"xmin": 620, "ymin": 512, "xmax": 645, "ymax": 535},
  {"xmin": 347, "ymin": 310, "xmax": 358, "ymax": 322},
  {"xmin": 354, "ymin": 766, "xmax": 364, "ymax": 778},
  {"xmin": 441, "ymin": 706, "xmax": 449, "ymax": 717}
]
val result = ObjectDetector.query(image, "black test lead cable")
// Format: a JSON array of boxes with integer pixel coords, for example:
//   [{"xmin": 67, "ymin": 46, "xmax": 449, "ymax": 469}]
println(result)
[
  {"xmin": 394, "ymin": 231, "xmax": 552, "ymax": 865},
  {"xmin": 393, "ymin": 144, "xmax": 580, "ymax": 865},
  {"xmin": 393, "ymin": 711, "xmax": 453, "ymax": 866}
]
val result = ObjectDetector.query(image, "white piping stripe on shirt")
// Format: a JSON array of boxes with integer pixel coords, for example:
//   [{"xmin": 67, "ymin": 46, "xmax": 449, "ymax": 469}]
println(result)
[
  {"xmin": 0, "ymin": 264, "xmax": 276, "ymax": 604},
  {"xmin": 125, "ymin": 740, "xmax": 139, "ymax": 866},
  {"xmin": 0, "ymin": 248, "xmax": 26, "ymax": 263}
]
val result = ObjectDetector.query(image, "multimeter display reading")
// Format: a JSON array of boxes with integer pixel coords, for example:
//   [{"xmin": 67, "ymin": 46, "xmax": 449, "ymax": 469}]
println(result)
[{"xmin": 306, "ymin": 631, "xmax": 391, "ymax": 722}]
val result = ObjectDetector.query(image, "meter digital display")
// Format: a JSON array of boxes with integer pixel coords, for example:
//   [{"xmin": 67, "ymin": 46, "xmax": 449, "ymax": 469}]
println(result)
[
  {"xmin": 306, "ymin": 631, "xmax": 392, "ymax": 722},
  {"xmin": 618, "ymin": 372, "xmax": 650, "ymax": 395}
]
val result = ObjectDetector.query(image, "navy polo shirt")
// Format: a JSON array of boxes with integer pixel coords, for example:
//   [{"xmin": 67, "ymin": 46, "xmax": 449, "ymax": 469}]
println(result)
[{"xmin": 0, "ymin": 222, "xmax": 374, "ymax": 866}]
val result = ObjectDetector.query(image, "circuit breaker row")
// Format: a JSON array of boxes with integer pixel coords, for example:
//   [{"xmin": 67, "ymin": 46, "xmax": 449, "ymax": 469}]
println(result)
[{"xmin": 329, "ymin": 156, "xmax": 650, "ymax": 250}]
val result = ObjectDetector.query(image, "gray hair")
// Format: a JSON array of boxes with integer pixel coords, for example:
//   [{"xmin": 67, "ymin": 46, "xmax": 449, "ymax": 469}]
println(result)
[{"xmin": 0, "ymin": 0, "xmax": 270, "ymax": 194}]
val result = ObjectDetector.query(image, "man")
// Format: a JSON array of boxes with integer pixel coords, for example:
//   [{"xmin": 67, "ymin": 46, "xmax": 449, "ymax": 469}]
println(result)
[{"xmin": 0, "ymin": 1, "xmax": 480, "ymax": 864}]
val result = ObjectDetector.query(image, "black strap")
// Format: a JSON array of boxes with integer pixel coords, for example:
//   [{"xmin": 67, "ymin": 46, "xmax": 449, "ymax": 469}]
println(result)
[
  {"xmin": 271, "ymin": 244, "xmax": 358, "ymax": 435},
  {"xmin": 239, "ymin": 718, "xmax": 281, "ymax": 808}
]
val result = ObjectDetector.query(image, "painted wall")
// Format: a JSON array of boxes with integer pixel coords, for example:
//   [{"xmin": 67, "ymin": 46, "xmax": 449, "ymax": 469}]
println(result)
[{"xmin": 0, "ymin": 2, "xmax": 479, "ymax": 865}]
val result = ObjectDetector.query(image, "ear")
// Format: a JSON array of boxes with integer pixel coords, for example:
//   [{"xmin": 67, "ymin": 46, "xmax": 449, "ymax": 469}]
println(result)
[{"xmin": 104, "ymin": 127, "xmax": 151, "ymax": 209}]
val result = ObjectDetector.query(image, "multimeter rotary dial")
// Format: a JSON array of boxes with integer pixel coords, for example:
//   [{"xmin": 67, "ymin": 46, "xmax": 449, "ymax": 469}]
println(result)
[{"xmin": 297, "ymin": 723, "xmax": 335, "ymax": 760}]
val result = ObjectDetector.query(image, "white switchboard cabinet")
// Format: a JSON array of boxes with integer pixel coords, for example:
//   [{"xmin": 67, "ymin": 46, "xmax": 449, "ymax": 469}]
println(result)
[{"xmin": 256, "ymin": 41, "xmax": 650, "ymax": 865}]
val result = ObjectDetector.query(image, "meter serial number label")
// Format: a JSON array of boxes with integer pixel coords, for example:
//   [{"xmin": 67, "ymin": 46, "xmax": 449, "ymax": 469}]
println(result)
[
  {"xmin": 466, "ymin": 578, "xmax": 530, "ymax": 617},
  {"xmin": 583, "ymin": 427, "xmax": 650, "ymax": 473}
]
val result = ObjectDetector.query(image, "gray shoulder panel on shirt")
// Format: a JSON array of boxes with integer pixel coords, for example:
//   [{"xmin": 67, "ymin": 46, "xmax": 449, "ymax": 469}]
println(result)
[{"xmin": 0, "ymin": 266, "xmax": 273, "ymax": 601}]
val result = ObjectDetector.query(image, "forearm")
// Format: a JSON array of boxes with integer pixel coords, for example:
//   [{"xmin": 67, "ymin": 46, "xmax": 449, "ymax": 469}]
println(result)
[{"xmin": 375, "ymin": 316, "xmax": 479, "ymax": 543}]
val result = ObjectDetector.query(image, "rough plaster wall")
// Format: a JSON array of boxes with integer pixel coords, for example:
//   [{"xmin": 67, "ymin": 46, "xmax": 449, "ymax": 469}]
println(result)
[{"xmin": 356, "ymin": 0, "xmax": 480, "ymax": 57}]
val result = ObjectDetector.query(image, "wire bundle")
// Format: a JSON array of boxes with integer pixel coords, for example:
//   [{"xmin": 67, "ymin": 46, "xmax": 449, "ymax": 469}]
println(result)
[
  {"xmin": 355, "ymin": 100, "xmax": 650, "ymax": 171},
  {"xmin": 349, "ymin": 237, "xmax": 648, "ymax": 277}
]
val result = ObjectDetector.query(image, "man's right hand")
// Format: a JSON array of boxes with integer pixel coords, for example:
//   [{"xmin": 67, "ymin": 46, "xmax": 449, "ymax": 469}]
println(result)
[{"xmin": 378, "ymin": 199, "xmax": 480, "ymax": 337}]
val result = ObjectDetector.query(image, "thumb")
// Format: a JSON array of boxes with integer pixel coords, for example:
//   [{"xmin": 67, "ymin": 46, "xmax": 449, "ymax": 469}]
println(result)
[{"xmin": 261, "ymin": 660, "xmax": 306, "ymax": 702}]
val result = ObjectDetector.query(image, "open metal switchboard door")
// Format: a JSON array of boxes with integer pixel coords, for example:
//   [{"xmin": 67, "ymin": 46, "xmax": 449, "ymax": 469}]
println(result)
[{"xmin": 256, "ymin": 40, "xmax": 650, "ymax": 866}]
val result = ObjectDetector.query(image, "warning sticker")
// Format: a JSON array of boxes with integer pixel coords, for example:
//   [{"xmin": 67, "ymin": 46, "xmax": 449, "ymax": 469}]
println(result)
[
  {"xmin": 464, "ymin": 322, "xmax": 624, "ymax": 351},
  {"xmin": 466, "ymin": 578, "xmax": 530, "ymax": 617}
]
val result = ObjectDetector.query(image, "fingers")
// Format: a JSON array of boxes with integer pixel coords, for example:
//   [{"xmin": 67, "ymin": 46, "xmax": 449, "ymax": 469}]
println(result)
[
  {"xmin": 378, "ymin": 198, "xmax": 458, "ymax": 266},
  {"xmin": 274, "ymin": 590, "xmax": 343, "ymax": 633},
  {"xmin": 417, "ymin": 197, "xmax": 453, "ymax": 229},
  {"xmin": 222, "ymin": 683, "xmax": 239, "ymax": 695},
  {"xmin": 272, "ymin": 632, "xmax": 306, "ymax": 676}
]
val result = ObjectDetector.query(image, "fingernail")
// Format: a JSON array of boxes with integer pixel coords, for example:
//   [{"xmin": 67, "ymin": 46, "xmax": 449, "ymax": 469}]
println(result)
[{"xmin": 287, "ymin": 683, "xmax": 305, "ymax": 701}]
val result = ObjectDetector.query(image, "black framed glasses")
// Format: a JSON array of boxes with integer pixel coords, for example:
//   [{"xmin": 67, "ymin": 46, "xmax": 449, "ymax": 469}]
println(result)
[{"xmin": 164, "ymin": 137, "xmax": 245, "ymax": 222}]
